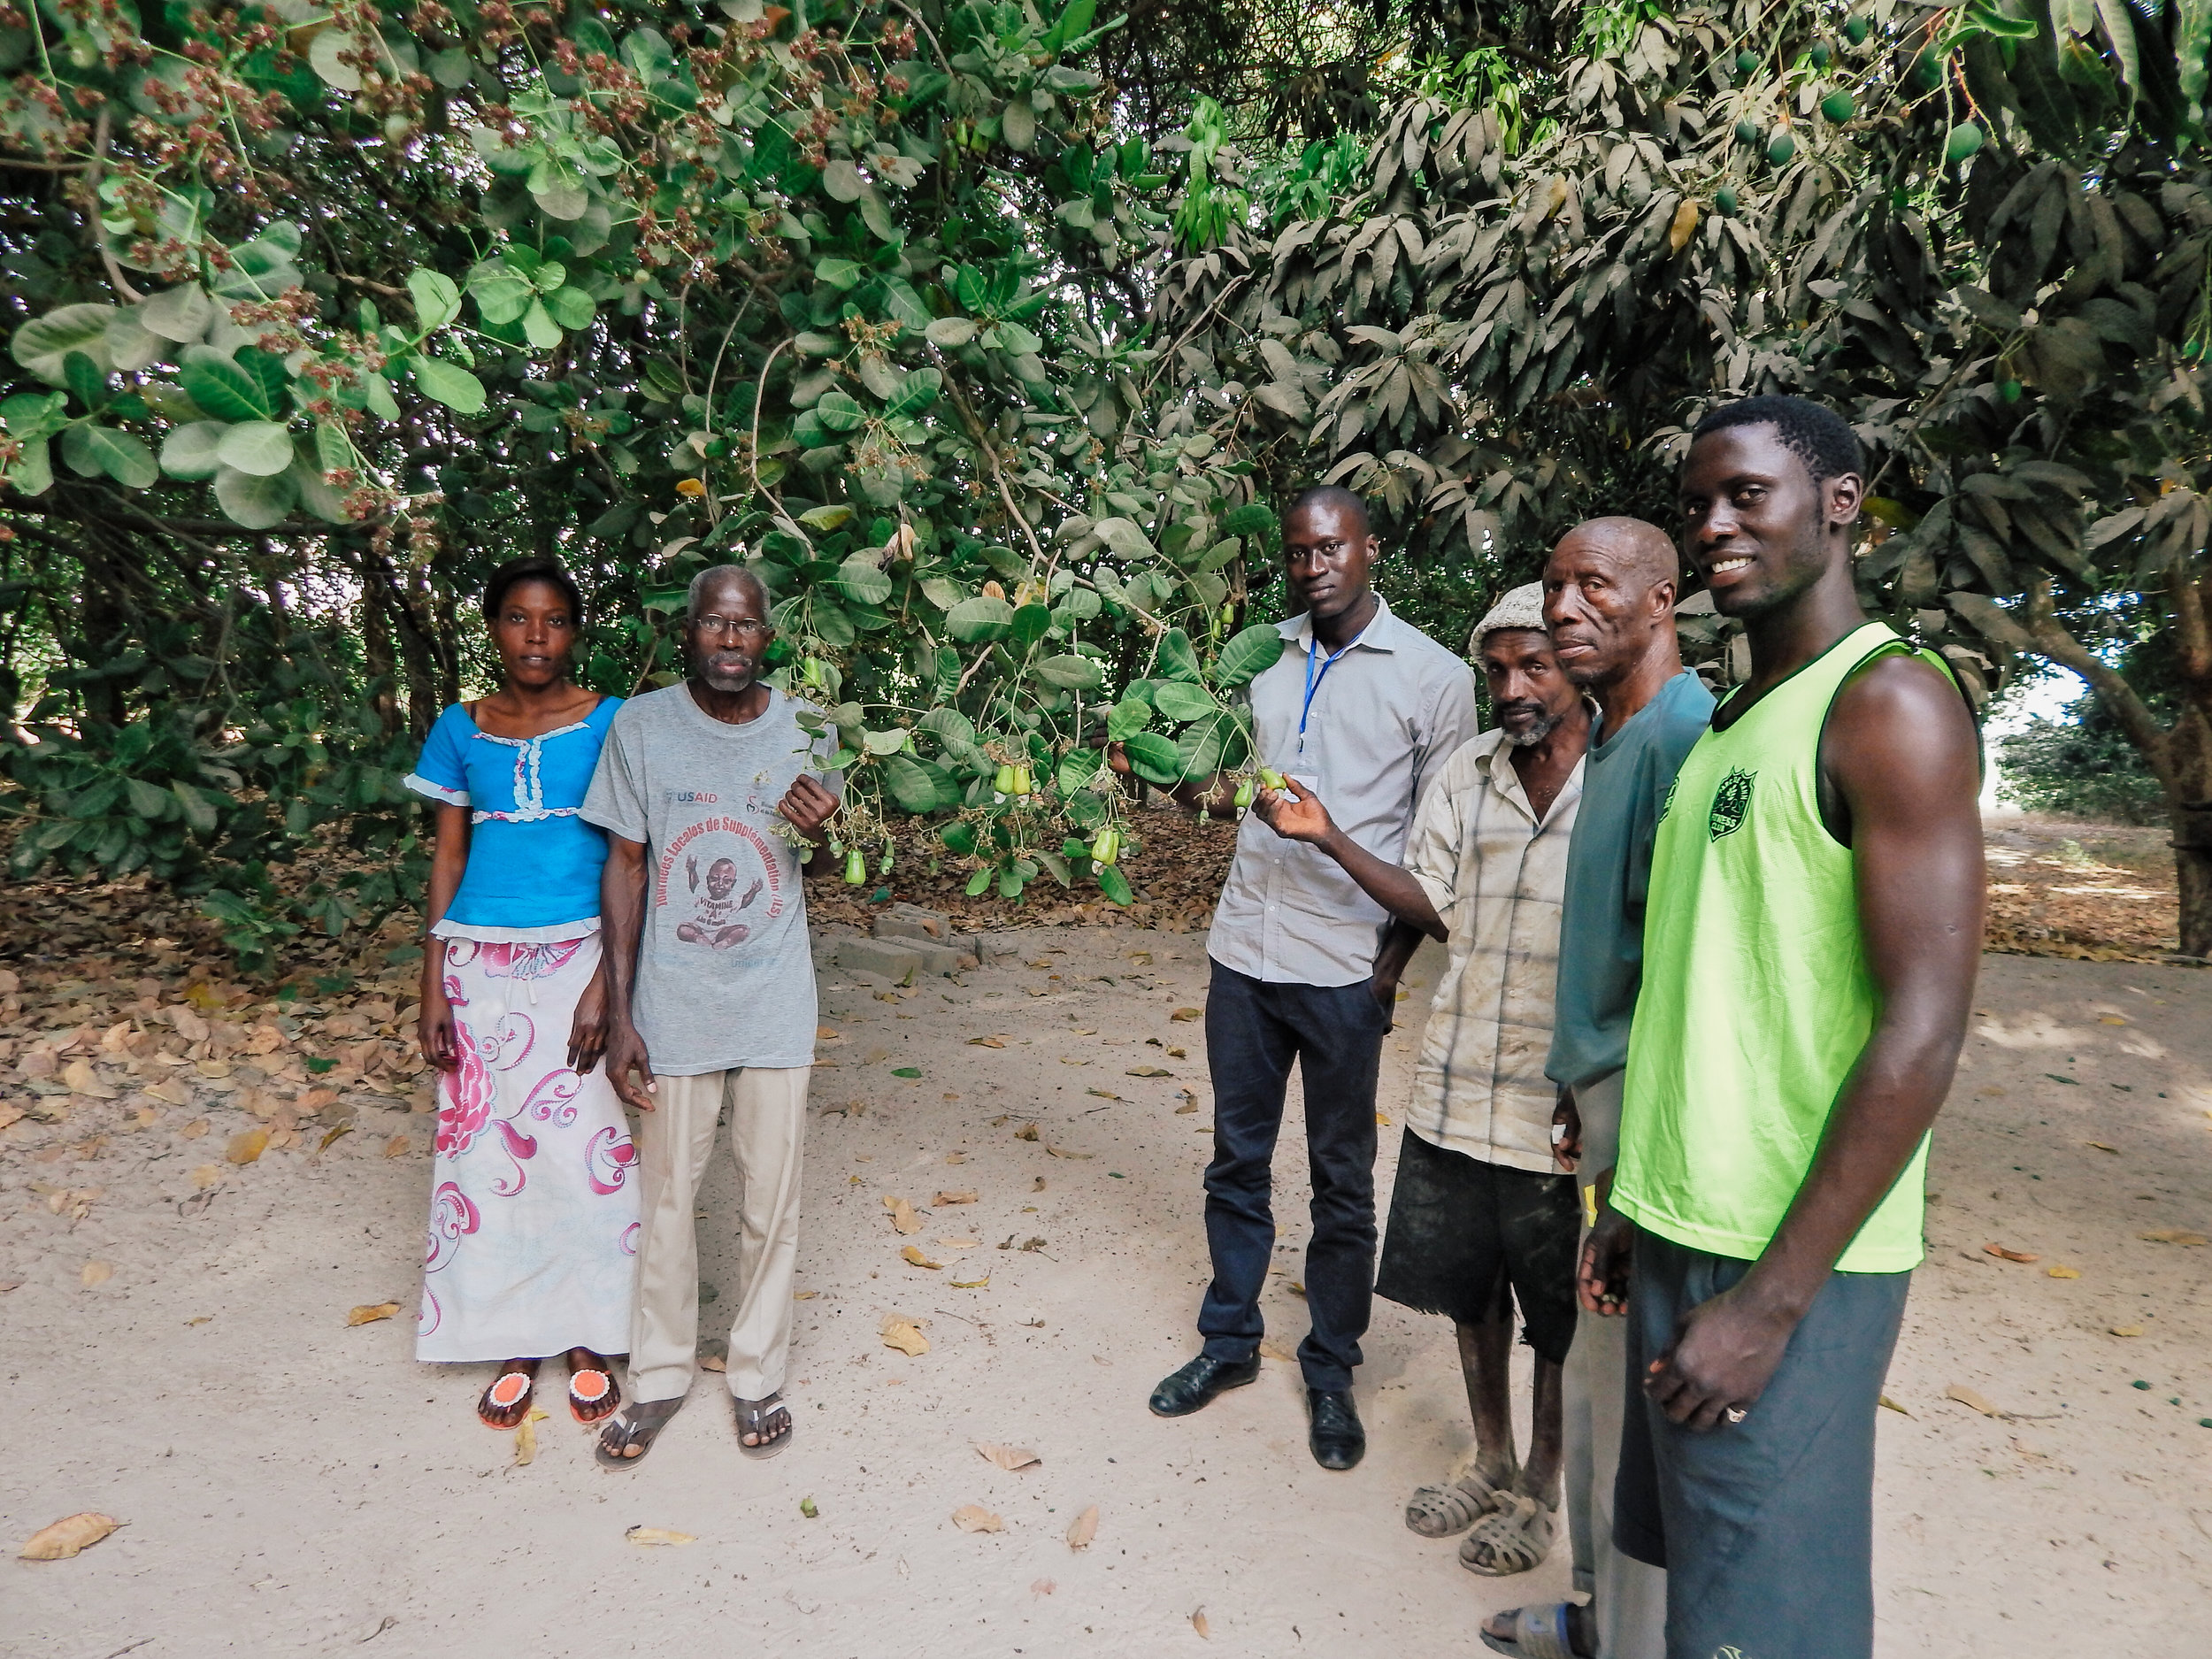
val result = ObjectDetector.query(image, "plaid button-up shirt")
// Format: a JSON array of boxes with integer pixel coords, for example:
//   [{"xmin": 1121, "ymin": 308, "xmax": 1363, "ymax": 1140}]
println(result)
[{"xmin": 1402, "ymin": 729, "xmax": 1584, "ymax": 1171}]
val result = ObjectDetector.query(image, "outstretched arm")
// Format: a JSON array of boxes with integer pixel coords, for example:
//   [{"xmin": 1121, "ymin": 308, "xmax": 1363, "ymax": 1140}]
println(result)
[
  {"xmin": 1645, "ymin": 657, "xmax": 1984, "ymax": 1428},
  {"xmin": 1252, "ymin": 779, "xmax": 1448, "ymax": 941}
]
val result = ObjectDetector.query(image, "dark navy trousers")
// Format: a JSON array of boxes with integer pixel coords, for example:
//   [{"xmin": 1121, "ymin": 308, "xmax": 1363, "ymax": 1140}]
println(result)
[{"xmin": 1197, "ymin": 958, "xmax": 1391, "ymax": 1393}]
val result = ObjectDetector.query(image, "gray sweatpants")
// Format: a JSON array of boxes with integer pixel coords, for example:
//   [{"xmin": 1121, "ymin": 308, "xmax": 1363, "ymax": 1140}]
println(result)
[
  {"xmin": 1615, "ymin": 1225, "xmax": 1910, "ymax": 1659},
  {"xmin": 1564, "ymin": 1071, "xmax": 1667, "ymax": 1659}
]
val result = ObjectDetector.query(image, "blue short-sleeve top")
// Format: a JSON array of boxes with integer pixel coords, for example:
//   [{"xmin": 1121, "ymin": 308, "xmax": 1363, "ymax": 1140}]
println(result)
[{"xmin": 404, "ymin": 697, "xmax": 623, "ymax": 941}]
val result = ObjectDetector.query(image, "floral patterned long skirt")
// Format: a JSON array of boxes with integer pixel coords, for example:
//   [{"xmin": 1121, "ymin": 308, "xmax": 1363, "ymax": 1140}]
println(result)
[{"xmin": 416, "ymin": 933, "xmax": 640, "ymax": 1363}]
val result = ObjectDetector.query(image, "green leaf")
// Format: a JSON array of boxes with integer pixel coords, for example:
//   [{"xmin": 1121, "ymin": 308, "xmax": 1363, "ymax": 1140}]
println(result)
[
  {"xmin": 816, "ymin": 391, "xmax": 866, "ymax": 433},
  {"xmin": 816, "ymin": 257, "xmax": 864, "ymax": 289},
  {"xmin": 1035, "ymin": 653, "xmax": 1104, "ymax": 690},
  {"xmin": 126, "ymin": 777, "xmax": 172, "ymax": 818},
  {"xmin": 925, "ymin": 317, "xmax": 977, "ymax": 349},
  {"xmin": 946, "ymin": 595, "xmax": 1014, "ymax": 642},
  {"xmin": 1120, "ymin": 731, "xmax": 1183, "ymax": 787},
  {"xmin": 469, "ymin": 265, "xmax": 534, "ymax": 326},
  {"xmin": 172, "ymin": 780, "xmax": 220, "ymax": 834},
  {"xmin": 5, "ymin": 435, "xmax": 52, "ymax": 495},
  {"xmin": 882, "ymin": 751, "xmax": 945, "ymax": 811},
  {"xmin": 61, "ymin": 425, "xmax": 158, "ymax": 488},
  {"xmin": 521, "ymin": 299, "xmax": 564, "ymax": 349},
  {"xmin": 862, "ymin": 726, "xmax": 910, "ymax": 756},
  {"xmin": 885, "ymin": 367, "xmax": 942, "ymax": 419},
  {"xmin": 12, "ymin": 303, "xmax": 117, "ymax": 385},
  {"xmin": 1058, "ymin": 747, "xmax": 1103, "ymax": 794},
  {"xmin": 964, "ymin": 864, "xmax": 994, "ymax": 896},
  {"xmin": 137, "ymin": 284, "xmax": 215, "ymax": 343},
  {"xmin": 309, "ymin": 27, "xmax": 365, "ymax": 89},
  {"xmin": 179, "ymin": 345, "xmax": 275, "ymax": 422},
  {"xmin": 545, "ymin": 286, "xmax": 595, "ymax": 331},
  {"xmin": 216, "ymin": 419, "xmax": 296, "ymax": 477},
  {"xmin": 1106, "ymin": 696, "xmax": 1154, "ymax": 741},
  {"xmin": 1219, "ymin": 502, "xmax": 1277, "ymax": 539},
  {"xmin": 1092, "ymin": 516, "xmax": 1156, "ymax": 560},
  {"xmin": 834, "ymin": 557, "xmax": 894, "ymax": 605},
  {"xmin": 406, "ymin": 269, "xmax": 464, "ymax": 330},
  {"xmin": 1156, "ymin": 628, "xmax": 1202, "ymax": 682},
  {"xmin": 1096, "ymin": 864, "xmax": 1133, "ymax": 905},
  {"xmin": 941, "ymin": 820, "xmax": 979, "ymax": 856},
  {"xmin": 213, "ymin": 462, "xmax": 297, "ymax": 528},
  {"xmin": 1152, "ymin": 680, "xmax": 1216, "ymax": 721},
  {"xmin": 410, "ymin": 356, "xmax": 488, "ymax": 415},
  {"xmin": 1214, "ymin": 623, "xmax": 1286, "ymax": 687},
  {"xmin": 1010, "ymin": 603, "xmax": 1053, "ymax": 646}
]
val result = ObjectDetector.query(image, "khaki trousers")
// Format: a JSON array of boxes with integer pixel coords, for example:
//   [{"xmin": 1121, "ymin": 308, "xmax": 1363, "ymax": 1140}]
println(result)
[
  {"xmin": 1565, "ymin": 1069, "xmax": 1668, "ymax": 1659},
  {"xmin": 627, "ymin": 1065, "xmax": 809, "ymax": 1404}
]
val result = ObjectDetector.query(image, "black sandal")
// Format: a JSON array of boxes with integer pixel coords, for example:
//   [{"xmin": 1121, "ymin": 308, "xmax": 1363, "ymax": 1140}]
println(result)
[
  {"xmin": 594, "ymin": 1399, "xmax": 681, "ymax": 1469},
  {"xmin": 733, "ymin": 1393, "xmax": 792, "ymax": 1460}
]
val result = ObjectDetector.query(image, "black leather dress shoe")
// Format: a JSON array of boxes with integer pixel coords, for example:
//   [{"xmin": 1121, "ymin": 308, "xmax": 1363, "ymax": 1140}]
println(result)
[
  {"xmin": 1148, "ymin": 1354, "xmax": 1262, "ymax": 1417},
  {"xmin": 1307, "ymin": 1388, "xmax": 1365, "ymax": 1470}
]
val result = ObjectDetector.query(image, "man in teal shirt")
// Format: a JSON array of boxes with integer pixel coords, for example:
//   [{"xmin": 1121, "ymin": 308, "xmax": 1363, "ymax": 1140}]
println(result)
[{"xmin": 1482, "ymin": 518, "xmax": 1709, "ymax": 1659}]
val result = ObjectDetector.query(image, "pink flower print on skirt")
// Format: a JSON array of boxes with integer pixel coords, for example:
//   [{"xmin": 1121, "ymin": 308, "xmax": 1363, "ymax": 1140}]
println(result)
[{"xmin": 417, "ymin": 933, "xmax": 639, "ymax": 1363}]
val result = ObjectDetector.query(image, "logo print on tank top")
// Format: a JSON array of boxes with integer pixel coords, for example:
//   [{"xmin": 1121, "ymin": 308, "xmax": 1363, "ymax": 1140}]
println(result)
[
  {"xmin": 1657, "ymin": 777, "xmax": 1679, "ymax": 823},
  {"xmin": 1708, "ymin": 767, "xmax": 1756, "ymax": 841}
]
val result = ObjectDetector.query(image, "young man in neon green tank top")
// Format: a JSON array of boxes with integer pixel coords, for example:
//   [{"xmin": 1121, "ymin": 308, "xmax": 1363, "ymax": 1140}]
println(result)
[{"xmin": 1578, "ymin": 396, "xmax": 1985, "ymax": 1659}]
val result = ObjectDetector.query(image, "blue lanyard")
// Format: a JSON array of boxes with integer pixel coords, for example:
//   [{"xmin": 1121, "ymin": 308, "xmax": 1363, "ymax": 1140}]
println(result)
[{"xmin": 1298, "ymin": 634, "xmax": 1354, "ymax": 755}]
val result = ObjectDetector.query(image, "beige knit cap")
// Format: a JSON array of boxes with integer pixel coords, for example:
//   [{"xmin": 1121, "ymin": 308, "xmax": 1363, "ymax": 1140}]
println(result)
[{"xmin": 1470, "ymin": 581, "xmax": 1548, "ymax": 651}]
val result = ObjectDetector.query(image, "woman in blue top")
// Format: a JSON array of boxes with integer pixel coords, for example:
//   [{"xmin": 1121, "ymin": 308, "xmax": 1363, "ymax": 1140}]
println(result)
[{"xmin": 406, "ymin": 556, "xmax": 639, "ymax": 1431}]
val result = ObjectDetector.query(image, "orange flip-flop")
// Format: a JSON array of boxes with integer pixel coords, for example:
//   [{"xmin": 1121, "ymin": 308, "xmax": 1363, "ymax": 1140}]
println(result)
[
  {"xmin": 478, "ymin": 1369, "xmax": 534, "ymax": 1428},
  {"xmin": 568, "ymin": 1363, "xmax": 620, "ymax": 1425}
]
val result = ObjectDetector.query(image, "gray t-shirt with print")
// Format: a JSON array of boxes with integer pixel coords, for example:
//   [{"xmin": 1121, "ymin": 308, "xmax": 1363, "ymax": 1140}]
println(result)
[{"xmin": 581, "ymin": 684, "xmax": 836, "ymax": 1074}]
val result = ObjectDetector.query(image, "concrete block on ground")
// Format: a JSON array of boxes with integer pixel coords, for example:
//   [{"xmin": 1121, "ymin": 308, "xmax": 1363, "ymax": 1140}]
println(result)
[
  {"xmin": 834, "ymin": 934, "xmax": 973, "ymax": 979},
  {"xmin": 872, "ymin": 904, "xmax": 956, "ymax": 944}
]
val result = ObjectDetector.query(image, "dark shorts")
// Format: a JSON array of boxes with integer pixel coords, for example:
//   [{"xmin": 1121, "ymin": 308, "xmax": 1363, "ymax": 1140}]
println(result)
[
  {"xmin": 1615, "ymin": 1225, "xmax": 1911, "ymax": 1659},
  {"xmin": 1373, "ymin": 1127, "xmax": 1580, "ymax": 1363}
]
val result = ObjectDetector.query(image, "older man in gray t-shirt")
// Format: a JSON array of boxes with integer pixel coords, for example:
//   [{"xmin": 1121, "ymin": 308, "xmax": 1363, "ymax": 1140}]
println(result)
[{"xmin": 582, "ymin": 565, "xmax": 840, "ymax": 1467}]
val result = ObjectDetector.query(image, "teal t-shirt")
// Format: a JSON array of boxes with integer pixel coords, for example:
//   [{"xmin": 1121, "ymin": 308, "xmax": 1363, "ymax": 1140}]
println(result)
[{"xmin": 1544, "ymin": 670, "xmax": 1715, "ymax": 1092}]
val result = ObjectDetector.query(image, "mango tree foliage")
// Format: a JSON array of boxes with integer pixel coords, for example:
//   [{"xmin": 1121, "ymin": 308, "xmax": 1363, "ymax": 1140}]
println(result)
[
  {"xmin": 0, "ymin": 0, "xmax": 1286, "ymax": 965},
  {"xmin": 1149, "ymin": 0, "xmax": 2212, "ymax": 955}
]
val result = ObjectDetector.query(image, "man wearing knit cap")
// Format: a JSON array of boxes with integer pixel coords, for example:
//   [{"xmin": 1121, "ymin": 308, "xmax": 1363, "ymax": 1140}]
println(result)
[{"xmin": 1256, "ymin": 580, "xmax": 1591, "ymax": 1583}]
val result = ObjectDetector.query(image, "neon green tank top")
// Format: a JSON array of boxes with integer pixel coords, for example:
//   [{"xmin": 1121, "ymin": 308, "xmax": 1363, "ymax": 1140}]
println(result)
[{"xmin": 1615, "ymin": 620, "xmax": 1942, "ymax": 1273}]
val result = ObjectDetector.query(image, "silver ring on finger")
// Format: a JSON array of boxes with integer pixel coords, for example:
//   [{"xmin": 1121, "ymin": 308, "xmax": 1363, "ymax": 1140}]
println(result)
[{"xmin": 1724, "ymin": 1405, "xmax": 1749, "ymax": 1425}]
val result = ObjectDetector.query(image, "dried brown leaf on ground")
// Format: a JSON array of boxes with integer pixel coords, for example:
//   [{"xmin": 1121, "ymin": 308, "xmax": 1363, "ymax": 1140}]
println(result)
[
  {"xmin": 933, "ymin": 1189, "xmax": 978, "ymax": 1205},
  {"xmin": 1125, "ymin": 1065, "xmax": 1174, "ymax": 1078},
  {"xmin": 1046, "ymin": 1145, "xmax": 1094, "ymax": 1159},
  {"xmin": 880, "ymin": 1315, "xmax": 929, "ymax": 1356},
  {"xmin": 1171, "ymin": 1007, "xmax": 1202, "ymax": 1021},
  {"xmin": 700, "ymin": 1354, "xmax": 726, "ymax": 1371},
  {"xmin": 976, "ymin": 1441, "xmax": 1041, "ymax": 1471},
  {"xmin": 968, "ymin": 1035, "xmax": 1006, "ymax": 1048},
  {"xmin": 1193, "ymin": 1609, "xmax": 1210, "ymax": 1639},
  {"xmin": 80, "ymin": 1260, "xmax": 111, "ymax": 1287},
  {"xmin": 951, "ymin": 1504, "xmax": 1004, "ymax": 1533},
  {"xmin": 18, "ymin": 1513, "xmax": 122, "ymax": 1560},
  {"xmin": 2111, "ymin": 1324, "xmax": 2145, "ymax": 1336},
  {"xmin": 346, "ymin": 1301, "xmax": 401, "ymax": 1326},
  {"xmin": 190, "ymin": 1164, "xmax": 221, "ymax": 1190},
  {"xmin": 2139, "ymin": 1228, "xmax": 2209, "ymax": 1246},
  {"xmin": 1946, "ymin": 1384, "xmax": 2003, "ymax": 1417},
  {"xmin": 180, "ymin": 1118, "xmax": 209, "ymax": 1138},
  {"xmin": 1258, "ymin": 1338, "xmax": 1298, "ymax": 1362},
  {"xmin": 2047, "ymin": 1264, "xmax": 2081, "ymax": 1279},
  {"xmin": 625, "ymin": 1526, "xmax": 695, "ymax": 1546},
  {"xmin": 1014, "ymin": 1122, "xmax": 1040, "ymax": 1141},
  {"xmin": 902, "ymin": 1245, "xmax": 943, "ymax": 1270},
  {"xmin": 884, "ymin": 1195, "xmax": 924, "ymax": 1234},
  {"xmin": 1984, "ymin": 1243, "xmax": 2040, "ymax": 1263},
  {"xmin": 226, "ymin": 1128, "xmax": 268, "ymax": 1165},
  {"xmin": 1878, "ymin": 1394, "xmax": 1911, "ymax": 1416},
  {"xmin": 513, "ymin": 1407, "xmax": 549, "ymax": 1465},
  {"xmin": 1066, "ymin": 1505, "xmax": 1099, "ymax": 1549}
]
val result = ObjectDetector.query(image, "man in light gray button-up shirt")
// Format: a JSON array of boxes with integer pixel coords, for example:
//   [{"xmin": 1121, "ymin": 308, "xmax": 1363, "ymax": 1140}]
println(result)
[{"xmin": 1136, "ymin": 487, "xmax": 1479, "ymax": 1471}]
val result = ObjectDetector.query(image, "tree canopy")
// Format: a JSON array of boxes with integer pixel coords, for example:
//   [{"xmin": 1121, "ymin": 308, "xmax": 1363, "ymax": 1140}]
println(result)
[{"xmin": 4, "ymin": 0, "xmax": 2210, "ymax": 961}]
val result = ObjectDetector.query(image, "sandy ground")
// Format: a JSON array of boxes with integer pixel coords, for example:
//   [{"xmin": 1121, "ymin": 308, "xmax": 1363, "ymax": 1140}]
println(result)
[{"xmin": 4, "ymin": 927, "xmax": 2210, "ymax": 1657}]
